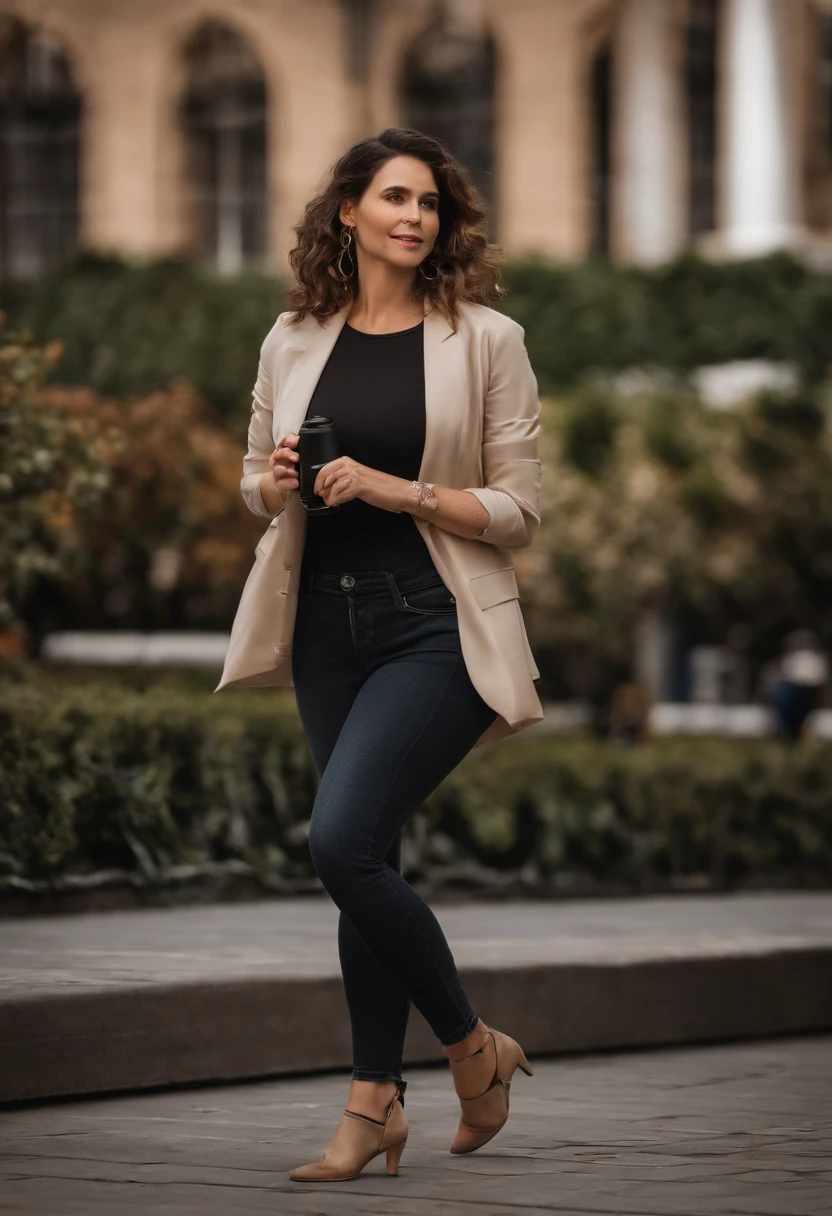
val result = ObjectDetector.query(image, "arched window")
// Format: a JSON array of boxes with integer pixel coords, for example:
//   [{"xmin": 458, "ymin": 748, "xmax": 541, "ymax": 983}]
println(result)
[
  {"xmin": 403, "ymin": 4, "xmax": 497, "ymax": 237},
  {"xmin": 589, "ymin": 41, "xmax": 612, "ymax": 257},
  {"xmin": 685, "ymin": 0, "xmax": 718, "ymax": 238},
  {"xmin": 180, "ymin": 22, "xmax": 268, "ymax": 273},
  {"xmin": 0, "ymin": 17, "xmax": 81, "ymax": 279}
]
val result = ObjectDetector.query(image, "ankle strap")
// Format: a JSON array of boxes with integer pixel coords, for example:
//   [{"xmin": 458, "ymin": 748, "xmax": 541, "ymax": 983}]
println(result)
[
  {"xmin": 344, "ymin": 1108, "xmax": 386, "ymax": 1126},
  {"xmin": 343, "ymin": 1078, "xmax": 407, "ymax": 1126},
  {"xmin": 448, "ymin": 1029, "xmax": 495, "ymax": 1064}
]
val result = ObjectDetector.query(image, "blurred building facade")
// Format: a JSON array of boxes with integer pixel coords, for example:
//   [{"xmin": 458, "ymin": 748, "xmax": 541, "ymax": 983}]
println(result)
[{"xmin": 1, "ymin": 0, "xmax": 831, "ymax": 279}]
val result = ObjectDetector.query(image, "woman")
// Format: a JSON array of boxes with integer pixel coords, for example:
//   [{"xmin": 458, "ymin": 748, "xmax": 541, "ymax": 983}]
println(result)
[{"xmin": 216, "ymin": 127, "xmax": 542, "ymax": 1181}]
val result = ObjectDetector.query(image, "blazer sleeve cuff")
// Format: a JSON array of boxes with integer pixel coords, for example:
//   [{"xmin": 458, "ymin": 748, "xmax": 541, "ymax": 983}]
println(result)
[
  {"xmin": 242, "ymin": 471, "xmax": 273, "ymax": 519},
  {"xmin": 462, "ymin": 486, "xmax": 532, "ymax": 549}
]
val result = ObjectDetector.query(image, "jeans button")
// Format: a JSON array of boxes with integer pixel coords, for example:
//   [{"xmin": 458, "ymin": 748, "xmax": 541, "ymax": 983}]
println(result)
[{"xmin": 340, "ymin": 574, "xmax": 355, "ymax": 590}]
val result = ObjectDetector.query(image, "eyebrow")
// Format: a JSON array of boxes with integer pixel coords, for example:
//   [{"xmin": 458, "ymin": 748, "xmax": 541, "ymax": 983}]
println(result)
[{"xmin": 383, "ymin": 185, "xmax": 440, "ymax": 199}]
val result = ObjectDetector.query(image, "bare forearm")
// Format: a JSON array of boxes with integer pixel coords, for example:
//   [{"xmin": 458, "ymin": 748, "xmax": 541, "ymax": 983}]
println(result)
[
  {"xmin": 388, "ymin": 477, "xmax": 490, "ymax": 541},
  {"xmin": 264, "ymin": 463, "xmax": 491, "ymax": 539}
]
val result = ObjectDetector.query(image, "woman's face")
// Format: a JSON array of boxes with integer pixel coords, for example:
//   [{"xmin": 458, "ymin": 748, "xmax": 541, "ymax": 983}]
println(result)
[{"xmin": 340, "ymin": 155, "xmax": 441, "ymax": 272}]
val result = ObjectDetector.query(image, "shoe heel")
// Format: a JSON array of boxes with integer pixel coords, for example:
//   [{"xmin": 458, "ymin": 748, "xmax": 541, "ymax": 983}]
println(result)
[
  {"xmin": 386, "ymin": 1138, "xmax": 407, "ymax": 1175},
  {"xmin": 517, "ymin": 1046, "xmax": 534, "ymax": 1077}
]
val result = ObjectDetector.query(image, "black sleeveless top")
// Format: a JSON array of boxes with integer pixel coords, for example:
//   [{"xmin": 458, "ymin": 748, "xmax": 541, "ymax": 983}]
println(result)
[{"xmin": 299, "ymin": 319, "xmax": 434, "ymax": 574}]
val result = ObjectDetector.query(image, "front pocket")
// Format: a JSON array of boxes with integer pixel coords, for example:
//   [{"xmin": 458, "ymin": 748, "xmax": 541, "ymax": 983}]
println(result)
[
  {"xmin": 398, "ymin": 582, "xmax": 457, "ymax": 615},
  {"xmin": 468, "ymin": 566, "xmax": 519, "ymax": 610}
]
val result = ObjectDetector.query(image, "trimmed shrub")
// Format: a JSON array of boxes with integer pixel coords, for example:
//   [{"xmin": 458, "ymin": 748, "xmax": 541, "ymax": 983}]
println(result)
[{"xmin": 1, "ymin": 665, "xmax": 830, "ymax": 909}]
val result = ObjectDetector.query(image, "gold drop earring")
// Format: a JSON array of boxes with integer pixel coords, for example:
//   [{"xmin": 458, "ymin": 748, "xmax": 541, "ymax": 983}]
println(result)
[{"xmin": 337, "ymin": 225, "xmax": 356, "ymax": 289}]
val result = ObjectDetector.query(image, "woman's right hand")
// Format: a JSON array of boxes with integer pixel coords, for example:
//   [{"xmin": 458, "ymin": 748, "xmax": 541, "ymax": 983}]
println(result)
[
  {"xmin": 271, "ymin": 432, "xmax": 301, "ymax": 494},
  {"xmin": 259, "ymin": 432, "xmax": 300, "ymax": 512}
]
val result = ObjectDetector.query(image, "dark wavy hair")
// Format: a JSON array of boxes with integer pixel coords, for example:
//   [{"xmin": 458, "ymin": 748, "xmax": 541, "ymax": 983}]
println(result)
[{"xmin": 284, "ymin": 127, "xmax": 505, "ymax": 333}]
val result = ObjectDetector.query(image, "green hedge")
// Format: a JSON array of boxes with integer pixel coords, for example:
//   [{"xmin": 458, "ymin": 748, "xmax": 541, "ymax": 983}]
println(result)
[
  {"xmin": 2, "ymin": 665, "xmax": 830, "ymax": 909},
  {"xmin": 1, "ymin": 251, "xmax": 285, "ymax": 423},
  {"xmin": 502, "ymin": 251, "xmax": 832, "ymax": 392},
  {"xmin": 3, "ymin": 248, "xmax": 830, "ymax": 419}
]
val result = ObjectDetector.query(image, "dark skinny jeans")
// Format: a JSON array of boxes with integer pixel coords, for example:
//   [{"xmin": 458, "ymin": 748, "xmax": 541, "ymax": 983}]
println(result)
[{"xmin": 291, "ymin": 559, "xmax": 499, "ymax": 1084}]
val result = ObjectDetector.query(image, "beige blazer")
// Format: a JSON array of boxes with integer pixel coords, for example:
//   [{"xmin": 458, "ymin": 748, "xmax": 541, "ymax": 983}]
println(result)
[{"xmin": 214, "ymin": 296, "xmax": 544, "ymax": 749}]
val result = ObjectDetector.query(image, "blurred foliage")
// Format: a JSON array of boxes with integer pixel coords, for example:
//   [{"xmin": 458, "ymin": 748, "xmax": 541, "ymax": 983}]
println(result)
[
  {"xmin": 1, "ymin": 249, "xmax": 286, "ymax": 427},
  {"xmin": 1, "ymin": 664, "xmax": 830, "ymax": 902},
  {"xmin": 33, "ymin": 380, "xmax": 264, "ymax": 633},
  {"xmin": 0, "ymin": 666, "xmax": 310, "ymax": 889},
  {"xmin": 3, "ymin": 249, "xmax": 830, "ymax": 426},
  {"xmin": 0, "ymin": 318, "xmax": 267, "ymax": 641},
  {"xmin": 524, "ymin": 376, "xmax": 832, "ymax": 700},
  {"xmin": 0, "ymin": 316, "xmax": 121, "ymax": 634},
  {"xmin": 502, "ymin": 250, "xmax": 832, "ymax": 391}
]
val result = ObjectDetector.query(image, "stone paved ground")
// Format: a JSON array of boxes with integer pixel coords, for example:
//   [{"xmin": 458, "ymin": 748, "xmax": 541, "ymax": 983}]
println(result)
[{"xmin": 2, "ymin": 1034, "xmax": 830, "ymax": 1215}]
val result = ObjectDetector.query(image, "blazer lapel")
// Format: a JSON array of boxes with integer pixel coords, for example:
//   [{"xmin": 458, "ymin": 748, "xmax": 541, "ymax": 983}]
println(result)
[
  {"xmin": 272, "ymin": 302, "xmax": 351, "ymax": 443},
  {"xmin": 421, "ymin": 304, "xmax": 466, "ymax": 486}
]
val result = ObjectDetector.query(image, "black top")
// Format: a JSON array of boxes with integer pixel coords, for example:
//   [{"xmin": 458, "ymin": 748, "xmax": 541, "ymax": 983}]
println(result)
[{"xmin": 299, "ymin": 319, "xmax": 434, "ymax": 573}]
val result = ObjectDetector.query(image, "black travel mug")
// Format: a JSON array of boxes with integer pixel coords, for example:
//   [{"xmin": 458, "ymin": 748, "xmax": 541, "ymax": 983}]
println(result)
[{"xmin": 297, "ymin": 415, "xmax": 340, "ymax": 514}]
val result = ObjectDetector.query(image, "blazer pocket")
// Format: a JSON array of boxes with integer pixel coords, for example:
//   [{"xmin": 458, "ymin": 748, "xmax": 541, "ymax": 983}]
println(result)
[{"xmin": 468, "ymin": 565, "xmax": 519, "ymax": 609}]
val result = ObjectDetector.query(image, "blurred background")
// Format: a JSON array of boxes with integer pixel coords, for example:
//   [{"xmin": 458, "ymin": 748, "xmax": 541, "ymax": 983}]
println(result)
[{"xmin": 2, "ymin": 0, "xmax": 832, "ymax": 909}]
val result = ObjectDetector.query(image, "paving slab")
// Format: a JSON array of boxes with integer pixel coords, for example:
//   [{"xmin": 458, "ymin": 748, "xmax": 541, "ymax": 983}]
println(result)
[
  {"xmin": 1, "ymin": 1035, "xmax": 830, "ymax": 1215},
  {"xmin": 1, "ymin": 891, "xmax": 831, "ymax": 1102}
]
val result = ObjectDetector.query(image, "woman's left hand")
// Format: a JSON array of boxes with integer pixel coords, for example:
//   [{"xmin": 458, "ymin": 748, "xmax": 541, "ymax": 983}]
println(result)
[{"xmin": 314, "ymin": 457, "xmax": 401, "ymax": 512}]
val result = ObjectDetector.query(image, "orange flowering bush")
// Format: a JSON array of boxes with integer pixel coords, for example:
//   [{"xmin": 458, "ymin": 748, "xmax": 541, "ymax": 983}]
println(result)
[
  {"xmin": 0, "ymin": 317, "xmax": 122, "ymax": 643},
  {"xmin": 1, "ymin": 314, "xmax": 267, "ymax": 648},
  {"xmin": 48, "ymin": 378, "xmax": 261, "ymax": 631}
]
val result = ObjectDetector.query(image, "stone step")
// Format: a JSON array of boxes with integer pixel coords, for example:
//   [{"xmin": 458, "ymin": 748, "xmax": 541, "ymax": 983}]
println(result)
[{"xmin": 2, "ymin": 891, "xmax": 830, "ymax": 1103}]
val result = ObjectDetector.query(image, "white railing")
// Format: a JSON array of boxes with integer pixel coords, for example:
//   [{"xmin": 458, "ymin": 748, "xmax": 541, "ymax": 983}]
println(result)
[{"xmin": 40, "ymin": 632, "xmax": 229, "ymax": 667}]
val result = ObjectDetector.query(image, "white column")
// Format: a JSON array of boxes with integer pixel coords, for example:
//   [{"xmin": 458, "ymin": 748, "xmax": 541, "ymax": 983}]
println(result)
[
  {"xmin": 613, "ymin": 0, "xmax": 685, "ymax": 264},
  {"xmin": 634, "ymin": 606, "xmax": 678, "ymax": 702},
  {"xmin": 722, "ymin": 0, "xmax": 801, "ymax": 255}
]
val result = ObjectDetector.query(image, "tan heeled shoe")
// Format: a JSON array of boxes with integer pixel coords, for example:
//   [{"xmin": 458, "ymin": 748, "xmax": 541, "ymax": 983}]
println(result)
[
  {"xmin": 447, "ymin": 1024, "xmax": 533, "ymax": 1154},
  {"xmin": 288, "ymin": 1079, "xmax": 408, "ymax": 1181}
]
